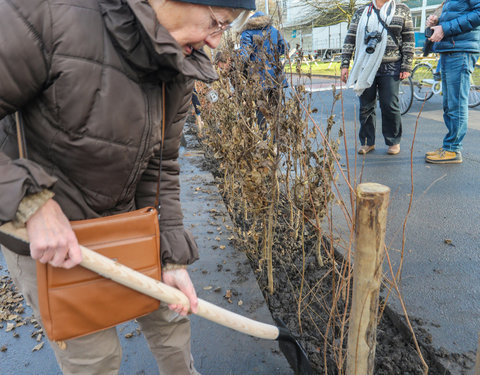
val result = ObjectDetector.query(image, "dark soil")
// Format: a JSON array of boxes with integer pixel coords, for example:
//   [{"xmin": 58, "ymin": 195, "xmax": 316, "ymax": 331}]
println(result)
[{"xmin": 183, "ymin": 119, "xmax": 474, "ymax": 375}]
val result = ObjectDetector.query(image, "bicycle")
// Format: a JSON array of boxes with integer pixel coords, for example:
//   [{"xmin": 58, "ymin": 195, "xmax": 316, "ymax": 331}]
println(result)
[
  {"xmin": 399, "ymin": 76, "xmax": 413, "ymax": 115},
  {"xmin": 411, "ymin": 60, "xmax": 480, "ymax": 108}
]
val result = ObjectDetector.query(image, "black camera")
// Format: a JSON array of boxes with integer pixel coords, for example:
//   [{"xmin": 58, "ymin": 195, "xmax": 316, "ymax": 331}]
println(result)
[{"xmin": 365, "ymin": 31, "xmax": 383, "ymax": 54}]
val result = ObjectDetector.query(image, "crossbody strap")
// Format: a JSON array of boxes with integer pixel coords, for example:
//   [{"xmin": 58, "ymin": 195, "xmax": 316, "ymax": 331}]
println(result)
[
  {"xmin": 154, "ymin": 82, "xmax": 166, "ymax": 212},
  {"xmin": 15, "ymin": 112, "xmax": 27, "ymax": 159},
  {"xmin": 372, "ymin": 4, "xmax": 400, "ymax": 48}
]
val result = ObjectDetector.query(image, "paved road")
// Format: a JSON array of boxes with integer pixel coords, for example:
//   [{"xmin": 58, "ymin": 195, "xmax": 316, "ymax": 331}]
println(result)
[{"xmin": 296, "ymin": 75, "xmax": 480, "ymax": 372}]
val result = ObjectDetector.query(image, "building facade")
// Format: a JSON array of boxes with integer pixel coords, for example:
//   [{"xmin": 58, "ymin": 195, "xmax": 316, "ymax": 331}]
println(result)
[{"xmin": 278, "ymin": 0, "xmax": 444, "ymax": 53}]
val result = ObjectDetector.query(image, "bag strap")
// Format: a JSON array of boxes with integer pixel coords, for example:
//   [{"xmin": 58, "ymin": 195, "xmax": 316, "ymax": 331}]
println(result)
[
  {"xmin": 372, "ymin": 4, "xmax": 400, "ymax": 48},
  {"xmin": 154, "ymin": 82, "xmax": 166, "ymax": 212},
  {"xmin": 15, "ymin": 112, "xmax": 27, "ymax": 159}
]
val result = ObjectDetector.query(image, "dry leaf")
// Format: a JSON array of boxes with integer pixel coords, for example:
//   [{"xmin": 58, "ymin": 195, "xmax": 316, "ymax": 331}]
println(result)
[
  {"xmin": 32, "ymin": 342, "xmax": 44, "ymax": 352},
  {"xmin": 219, "ymin": 245, "xmax": 226, "ymax": 250},
  {"xmin": 203, "ymin": 286, "xmax": 213, "ymax": 290},
  {"xmin": 6, "ymin": 323, "xmax": 14, "ymax": 332},
  {"xmin": 125, "ymin": 333, "xmax": 134, "ymax": 339},
  {"xmin": 0, "ymin": 346, "xmax": 6, "ymax": 352},
  {"xmin": 238, "ymin": 300, "xmax": 243, "ymax": 306}
]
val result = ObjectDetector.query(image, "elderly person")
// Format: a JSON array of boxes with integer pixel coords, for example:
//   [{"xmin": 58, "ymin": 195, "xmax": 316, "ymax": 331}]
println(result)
[
  {"xmin": 341, "ymin": 0, "xmax": 414, "ymax": 155},
  {"xmin": 424, "ymin": 0, "xmax": 480, "ymax": 164},
  {"xmin": 0, "ymin": 0, "xmax": 254, "ymax": 373}
]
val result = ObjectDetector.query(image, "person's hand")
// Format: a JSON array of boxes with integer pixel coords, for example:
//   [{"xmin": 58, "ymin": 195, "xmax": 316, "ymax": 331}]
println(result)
[
  {"xmin": 341, "ymin": 68, "xmax": 349, "ymax": 83},
  {"xmin": 426, "ymin": 15, "xmax": 439, "ymax": 27},
  {"xmin": 162, "ymin": 268, "xmax": 198, "ymax": 316},
  {"xmin": 26, "ymin": 199, "xmax": 82, "ymax": 269},
  {"xmin": 399, "ymin": 71, "xmax": 411, "ymax": 80},
  {"xmin": 430, "ymin": 25, "xmax": 444, "ymax": 42}
]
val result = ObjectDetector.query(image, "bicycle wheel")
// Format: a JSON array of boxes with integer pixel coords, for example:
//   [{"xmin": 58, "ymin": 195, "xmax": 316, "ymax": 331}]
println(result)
[
  {"xmin": 399, "ymin": 76, "xmax": 413, "ymax": 115},
  {"xmin": 411, "ymin": 63, "xmax": 435, "ymax": 101},
  {"xmin": 468, "ymin": 64, "xmax": 480, "ymax": 108}
]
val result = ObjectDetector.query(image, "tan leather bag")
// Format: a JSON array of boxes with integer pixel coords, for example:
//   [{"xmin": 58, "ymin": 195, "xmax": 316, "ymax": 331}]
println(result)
[{"xmin": 36, "ymin": 207, "xmax": 162, "ymax": 341}]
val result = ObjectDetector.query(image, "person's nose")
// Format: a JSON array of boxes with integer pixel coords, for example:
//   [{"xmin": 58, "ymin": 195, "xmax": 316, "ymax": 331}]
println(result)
[{"xmin": 204, "ymin": 33, "xmax": 222, "ymax": 49}]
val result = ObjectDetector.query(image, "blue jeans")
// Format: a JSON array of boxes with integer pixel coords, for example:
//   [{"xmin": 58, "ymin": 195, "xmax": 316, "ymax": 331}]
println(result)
[{"xmin": 440, "ymin": 52, "xmax": 479, "ymax": 152}]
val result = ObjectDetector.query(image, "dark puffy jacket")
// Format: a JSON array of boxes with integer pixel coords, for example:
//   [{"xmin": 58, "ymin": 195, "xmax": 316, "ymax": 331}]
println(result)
[
  {"xmin": 239, "ymin": 11, "xmax": 288, "ymax": 88},
  {"xmin": 435, "ymin": 0, "xmax": 480, "ymax": 52},
  {"xmin": 0, "ymin": 0, "xmax": 217, "ymax": 265}
]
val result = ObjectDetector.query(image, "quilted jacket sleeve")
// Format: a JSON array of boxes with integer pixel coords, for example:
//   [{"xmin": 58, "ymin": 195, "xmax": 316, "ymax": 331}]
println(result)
[
  {"xmin": 0, "ymin": 0, "xmax": 57, "ymax": 223},
  {"xmin": 441, "ymin": 0, "xmax": 480, "ymax": 37}
]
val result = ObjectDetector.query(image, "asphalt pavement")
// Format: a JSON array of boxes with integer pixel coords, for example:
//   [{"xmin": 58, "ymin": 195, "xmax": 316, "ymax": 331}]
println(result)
[
  {"xmin": 0, "ymin": 128, "xmax": 292, "ymax": 375},
  {"xmin": 299, "ymin": 74, "xmax": 480, "ymax": 374}
]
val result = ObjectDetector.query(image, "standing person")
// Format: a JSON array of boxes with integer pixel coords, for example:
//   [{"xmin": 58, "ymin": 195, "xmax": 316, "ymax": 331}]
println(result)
[
  {"xmin": 238, "ymin": 11, "xmax": 288, "ymax": 130},
  {"xmin": 425, "ymin": 0, "xmax": 480, "ymax": 164},
  {"xmin": 192, "ymin": 86, "xmax": 204, "ymax": 136},
  {"xmin": 341, "ymin": 0, "xmax": 414, "ymax": 155},
  {"xmin": 0, "ymin": 0, "xmax": 254, "ymax": 374}
]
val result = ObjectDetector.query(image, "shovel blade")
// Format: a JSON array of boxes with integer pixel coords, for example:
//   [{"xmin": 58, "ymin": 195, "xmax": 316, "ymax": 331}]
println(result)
[{"xmin": 274, "ymin": 317, "xmax": 313, "ymax": 375}]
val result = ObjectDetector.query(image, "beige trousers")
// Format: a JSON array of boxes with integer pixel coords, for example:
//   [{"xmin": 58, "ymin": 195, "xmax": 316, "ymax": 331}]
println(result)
[{"xmin": 2, "ymin": 247, "xmax": 200, "ymax": 375}]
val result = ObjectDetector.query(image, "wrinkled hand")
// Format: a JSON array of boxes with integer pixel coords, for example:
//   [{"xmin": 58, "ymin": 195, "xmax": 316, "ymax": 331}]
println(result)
[
  {"xmin": 162, "ymin": 268, "xmax": 198, "ymax": 316},
  {"xmin": 426, "ymin": 15, "xmax": 439, "ymax": 27},
  {"xmin": 26, "ymin": 199, "xmax": 82, "ymax": 269},
  {"xmin": 399, "ymin": 71, "xmax": 411, "ymax": 80},
  {"xmin": 429, "ymin": 25, "xmax": 444, "ymax": 42},
  {"xmin": 341, "ymin": 68, "xmax": 349, "ymax": 84}
]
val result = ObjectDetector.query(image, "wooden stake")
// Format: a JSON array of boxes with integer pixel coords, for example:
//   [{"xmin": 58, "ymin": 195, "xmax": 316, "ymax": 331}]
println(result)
[
  {"xmin": 346, "ymin": 183, "xmax": 390, "ymax": 375},
  {"xmin": 475, "ymin": 332, "xmax": 480, "ymax": 375}
]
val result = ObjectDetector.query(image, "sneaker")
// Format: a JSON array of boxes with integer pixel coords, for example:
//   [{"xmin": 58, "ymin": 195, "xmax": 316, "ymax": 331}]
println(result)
[
  {"xmin": 387, "ymin": 144, "xmax": 400, "ymax": 155},
  {"xmin": 425, "ymin": 147, "xmax": 443, "ymax": 157},
  {"xmin": 358, "ymin": 145, "xmax": 375, "ymax": 154},
  {"xmin": 425, "ymin": 150, "xmax": 462, "ymax": 164}
]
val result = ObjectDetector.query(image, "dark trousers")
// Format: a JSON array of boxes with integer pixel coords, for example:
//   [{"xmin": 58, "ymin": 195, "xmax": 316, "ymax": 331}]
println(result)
[
  {"xmin": 192, "ymin": 88, "xmax": 201, "ymax": 115},
  {"xmin": 359, "ymin": 75, "xmax": 402, "ymax": 146}
]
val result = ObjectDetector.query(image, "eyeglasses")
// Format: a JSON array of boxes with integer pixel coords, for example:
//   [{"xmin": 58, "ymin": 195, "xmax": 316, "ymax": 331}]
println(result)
[{"xmin": 208, "ymin": 6, "xmax": 232, "ymax": 36}]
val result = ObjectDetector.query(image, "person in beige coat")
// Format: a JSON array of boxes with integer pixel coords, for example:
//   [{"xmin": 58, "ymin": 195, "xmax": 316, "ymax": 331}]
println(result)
[{"xmin": 0, "ymin": 0, "xmax": 254, "ymax": 373}]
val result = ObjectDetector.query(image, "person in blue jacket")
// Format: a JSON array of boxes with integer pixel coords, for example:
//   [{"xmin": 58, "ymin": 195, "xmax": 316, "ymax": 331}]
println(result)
[
  {"xmin": 425, "ymin": 0, "xmax": 480, "ymax": 164},
  {"xmin": 239, "ymin": 11, "xmax": 288, "ymax": 131}
]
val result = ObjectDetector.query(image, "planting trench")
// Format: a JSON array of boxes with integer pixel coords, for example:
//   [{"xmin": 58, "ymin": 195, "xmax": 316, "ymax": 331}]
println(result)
[{"xmin": 185, "ymin": 120, "xmax": 476, "ymax": 375}]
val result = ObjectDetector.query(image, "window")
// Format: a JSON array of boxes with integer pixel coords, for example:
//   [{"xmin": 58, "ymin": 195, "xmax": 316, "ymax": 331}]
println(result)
[{"xmin": 403, "ymin": 0, "xmax": 423, "ymax": 9}]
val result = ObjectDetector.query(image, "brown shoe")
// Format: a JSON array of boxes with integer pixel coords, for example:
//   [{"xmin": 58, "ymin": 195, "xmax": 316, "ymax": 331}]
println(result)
[
  {"xmin": 425, "ymin": 147, "xmax": 443, "ymax": 157},
  {"xmin": 358, "ymin": 145, "xmax": 375, "ymax": 154},
  {"xmin": 425, "ymin": 150, "xmax": 462, "ymax": 164},
  {"xmin": 387, "ymin": 144, "xmax": 400, "ymax": 155}
]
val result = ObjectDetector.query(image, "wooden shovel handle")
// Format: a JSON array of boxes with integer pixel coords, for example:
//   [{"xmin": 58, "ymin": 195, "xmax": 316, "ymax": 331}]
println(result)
[
  {"xmin": 79, "ymin": 245, "xmax": 280, "ymax": 340},
  {"xmin": 0, "ymin": 223, "xmax": 279, "ymax": 340}
]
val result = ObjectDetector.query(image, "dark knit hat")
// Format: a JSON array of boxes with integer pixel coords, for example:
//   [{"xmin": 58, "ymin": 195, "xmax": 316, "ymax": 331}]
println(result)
[{"xmin": 175, "ymin": 0, "xmax": 256, "ymax": 10}]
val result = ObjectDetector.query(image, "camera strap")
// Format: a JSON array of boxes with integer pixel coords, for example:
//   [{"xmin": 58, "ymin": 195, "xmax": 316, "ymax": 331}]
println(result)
[{"xmin": 371, "ymin": 4, "xmax": 400, "ymax": 48}]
